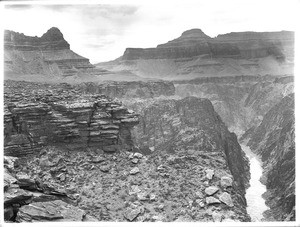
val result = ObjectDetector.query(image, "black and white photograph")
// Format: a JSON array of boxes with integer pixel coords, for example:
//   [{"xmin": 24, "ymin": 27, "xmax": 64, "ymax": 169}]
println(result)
[{"xmin": 1, "ymin": 0, "xmax": 298, "ymax": 225}]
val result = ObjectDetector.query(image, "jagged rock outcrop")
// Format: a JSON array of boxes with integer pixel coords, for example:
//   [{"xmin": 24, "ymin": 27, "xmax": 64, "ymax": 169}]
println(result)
[
  {"xmin": 97, "ymin": 29, "xmax": 294, "ymax": 79},
  {"xmin": 241, "ymin": 94, "xmax": 295, "ymax": 221},
  {"xmin": 4, "ymin": 27, "xmax": 95, "ymax": 77},
  {"xmin": 4, "ymin": 80, "xmax": 139, "ymax": 157}
]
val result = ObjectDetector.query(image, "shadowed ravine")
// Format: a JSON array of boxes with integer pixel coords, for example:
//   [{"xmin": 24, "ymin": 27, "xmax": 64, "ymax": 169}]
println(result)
[{"xmin": 241, "ymin": 144, "xmax": 270, "ymax": 221}]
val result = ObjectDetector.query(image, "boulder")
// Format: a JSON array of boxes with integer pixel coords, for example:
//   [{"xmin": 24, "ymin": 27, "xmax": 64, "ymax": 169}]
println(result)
[
  {"xmin": 16, "ymin": 172, "xmax": 37, "ymax": 190},
  {"xmin": 205, "ymin": 169, "xmax": 214, "ymax": 180},
  {"xmin": 205, "ymin": 186, "xmax": 219, "ymax": 196},
  {"xmin": 219, "ymin": 192, "xmax": 234, "ymax": 207},
  {"xmin": 206, "ymin": 196, "xmax": 221, "ymax": 205},
  {"xmin": 123, "ymin": 207, "xmax": 142, "ymax": 221},
  {"xmin": 100, "ymin": 165, "xmax": 111, "ymax": 172},
  {"xmin": 220, "ymin": 176, "xmax": 233, "ymax": 188},
  {"xmin": 16, "ymin": 200, "xmax": 86, "ymax": 222},
  {"xmin": 130, "ymin": 167, "xmax": 140, "ymax": 175}
]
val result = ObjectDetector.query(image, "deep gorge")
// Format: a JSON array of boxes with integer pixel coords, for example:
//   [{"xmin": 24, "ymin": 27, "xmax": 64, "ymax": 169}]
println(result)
[{"xmin": 4, "ymin": 75, "xmax": 295, "ymax": 222}]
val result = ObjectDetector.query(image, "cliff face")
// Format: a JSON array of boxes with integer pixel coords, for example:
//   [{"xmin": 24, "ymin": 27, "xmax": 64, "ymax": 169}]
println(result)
[
  {"xmin": 174, "ymin": 75, "xmax": 294, "ymax": 135},
  {"xmin": 97, "ymin": 29, "xmax": 294, "ymax": 79},
  {"xmin": 241, "ymin": 94, "xmax": 295, "ymax": 221},
  {"xmin": 123, "ymin": 29, "xmax": 293, "ymax": 61},
  {"xmin": 4, "ymin": 27, "xmax": 95, "ymax": 77},
  {"xmin": 4, "ymin": 80, "xmax": 139, "ymax": 157}
]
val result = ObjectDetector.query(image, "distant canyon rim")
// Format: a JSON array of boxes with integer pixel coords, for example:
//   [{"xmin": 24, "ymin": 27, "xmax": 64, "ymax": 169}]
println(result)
[{"xmin": 3, "ymin": 27, "xmax": 295, "ymax": 222}]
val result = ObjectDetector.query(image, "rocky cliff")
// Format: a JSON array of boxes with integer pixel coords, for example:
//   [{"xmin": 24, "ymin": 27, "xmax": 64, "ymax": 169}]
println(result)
[
  {"xmin": 4, "ymin": 27, "xmax": 95, "ymax": 77},
  {"xmin": 4, "ymin": 80, "xmax": 139, "ymax": 157},
  {"xmin": 241, "ymin": 94, "xmax": 295, "ymax": 221},
  {"xmin": 97, "ymin": 29, "xmax": 294, "ymax": 79}
]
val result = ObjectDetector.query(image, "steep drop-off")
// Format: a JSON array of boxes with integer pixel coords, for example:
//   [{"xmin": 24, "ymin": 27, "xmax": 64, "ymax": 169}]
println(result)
[
  {"xmin": 97, "ymin": 29, "xmax": 294, "ymax": 79},
  {"xmin": 241, "ymin": 94, "xmax": 295, "ymax": 221}
]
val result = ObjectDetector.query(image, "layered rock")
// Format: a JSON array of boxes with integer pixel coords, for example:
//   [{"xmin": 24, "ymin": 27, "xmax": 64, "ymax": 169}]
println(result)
[
  {"xmin": 241, "ymin": 94, "xmax": 295, "ymax": 221},
  {"xmin": 122, "ymin": 29, "xmax": 293, "ymax": 61},
  {"xmin": 4, "ymin": 27, "xmax": 94, "ymax": 77},
  {"xmin": 4, "ymin": 81, "xmax": 139, "ymax": 157},
  {"xmin": 97, "ymin": 29, "xmax": 294, "ymax": 79}
]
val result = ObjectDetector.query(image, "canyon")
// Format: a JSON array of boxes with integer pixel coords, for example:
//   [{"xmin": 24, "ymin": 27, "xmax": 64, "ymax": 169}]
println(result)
[{"xmin": 3, "ymin": 27, "xmax": 295, "ymax": 223}]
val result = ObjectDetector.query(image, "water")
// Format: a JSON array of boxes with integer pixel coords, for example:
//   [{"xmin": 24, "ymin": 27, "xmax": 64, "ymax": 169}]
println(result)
[{"xmin": 241, "ymin": 144, "xmax": 269, "ymax": 222}]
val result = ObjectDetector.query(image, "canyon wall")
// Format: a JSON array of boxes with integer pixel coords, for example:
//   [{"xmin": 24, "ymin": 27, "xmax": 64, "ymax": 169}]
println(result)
[
  {"xmin": 4, "ymin": 27, "xmax": 95, "ymax": 77},
  {"xmin": 174, "ymin": 75, "xmax": 294, "ymax": 135},
  {"xmin": 97, "ymin": 29, "xmax": 294, "ymax": 79},
  {"xmin": 241, "ymin": 94, "xmax": 295, "ymax": 221},
  {"xmin": 123, "ymin": 29, "xmax": 293, "ymax": 61}
]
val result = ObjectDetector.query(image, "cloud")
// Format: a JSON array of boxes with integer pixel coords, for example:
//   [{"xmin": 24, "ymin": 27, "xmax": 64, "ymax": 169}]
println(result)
[{"xmin": 5, "ymin": 4, "xmax": 33, "ymax": 10}]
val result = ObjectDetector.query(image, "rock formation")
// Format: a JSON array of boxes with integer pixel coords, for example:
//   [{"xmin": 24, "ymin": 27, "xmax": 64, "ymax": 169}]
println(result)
[
  {"xmin": 97, "ymin": 29, "xmax": 294, "ymax": 79},
  {"xmin": 4, "ymin": 80, "xmax": 139, "ymax": 157},
  {"xmin": 241, "ymin": 94, "xmax": 295, "ymax": 221},
  {"xmin": 4, "ymin": 27, "xmax": 95, "ymax": 77}
]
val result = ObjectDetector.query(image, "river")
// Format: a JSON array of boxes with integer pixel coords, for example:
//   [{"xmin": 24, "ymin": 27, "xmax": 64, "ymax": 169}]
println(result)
[{"xmin": 241, "ymin": 144, "xmax": 270, "ymax": 222}]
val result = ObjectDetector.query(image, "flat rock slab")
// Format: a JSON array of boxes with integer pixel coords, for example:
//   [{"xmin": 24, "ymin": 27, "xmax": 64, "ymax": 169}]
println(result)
[
  {"xmin": 16, "ymin": 200, "xmax": 86, "ymax": 222},
  {"xmin": 219, "ymin": 192, "xmax": 234, "ymax": 207},
  {"xmin": 123, "ymin": 207, "xmax": 142, "ymax": 221},
  {"xmin": 4, "ymin": 188, "xmax": 33, "ymax": 206},
  {"xmin": 205, "ymin": 186, "xmax": 219, "ymax": 196},
  {"xmin": 206, "ymin": 196, "xmax": 221, "ymax": 205}
]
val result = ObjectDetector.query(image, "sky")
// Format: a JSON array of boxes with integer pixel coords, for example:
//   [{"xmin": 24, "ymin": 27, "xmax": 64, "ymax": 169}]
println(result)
[{"xmin": 1, "ymin": 0, "xmax": 298, "ymax": 63}]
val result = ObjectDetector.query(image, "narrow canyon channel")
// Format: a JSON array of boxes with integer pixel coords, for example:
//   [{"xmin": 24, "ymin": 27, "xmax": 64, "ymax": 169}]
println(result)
[{"xmin": 241, "ymin": 144, "xmax": 270, "ymax": 221}]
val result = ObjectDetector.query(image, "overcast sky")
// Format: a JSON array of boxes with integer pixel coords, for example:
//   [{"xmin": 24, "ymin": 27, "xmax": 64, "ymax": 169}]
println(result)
[{"xmin": 2, "ymin": 0, "xmax": 298, "ymax": 63}]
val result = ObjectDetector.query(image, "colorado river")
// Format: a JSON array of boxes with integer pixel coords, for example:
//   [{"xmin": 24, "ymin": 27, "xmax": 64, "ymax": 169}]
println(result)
[{"xmin": 241, "ymin": 144, "xmax": 269, "ymax": 221}]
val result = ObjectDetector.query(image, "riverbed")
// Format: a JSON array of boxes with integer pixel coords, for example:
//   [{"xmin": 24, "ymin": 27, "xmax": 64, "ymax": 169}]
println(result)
[{"xmin": 241, "ymin": 144, "xmax": 270, "ymax": 222}]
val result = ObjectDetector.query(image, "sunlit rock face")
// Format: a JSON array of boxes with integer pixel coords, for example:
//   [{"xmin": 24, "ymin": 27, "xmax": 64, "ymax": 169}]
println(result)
[
  {"xmin": 4, "ymin": 27, "xmax": 94, "ymax": 77},
  {"xmin": 241, "ymin": 94, "xmax": 295, "ymax": 221}
]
